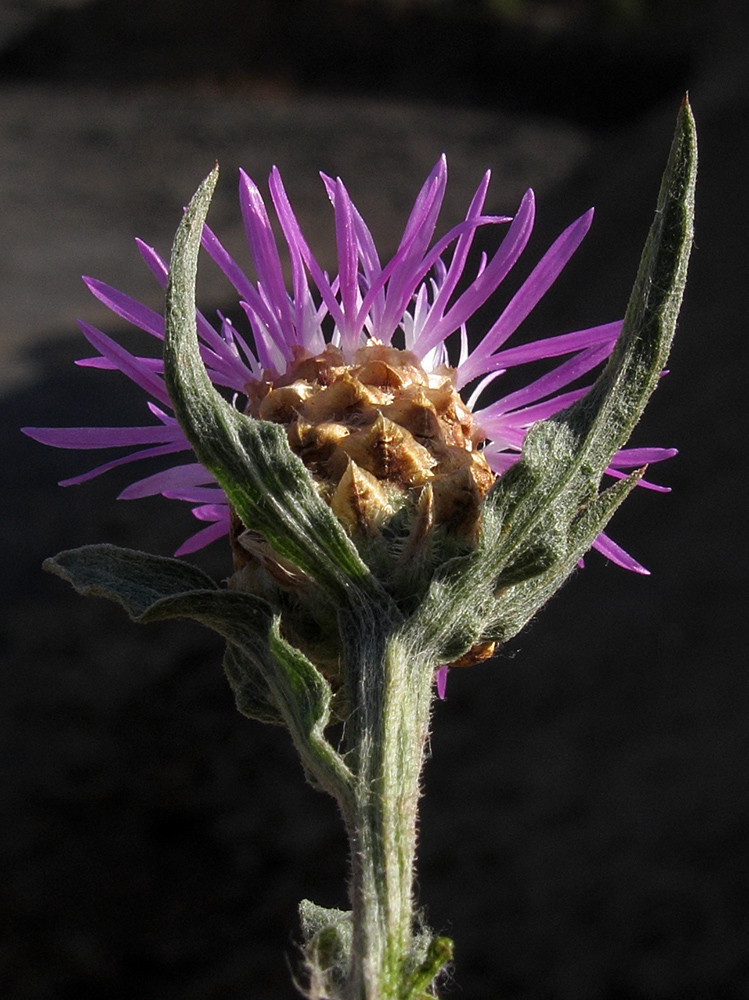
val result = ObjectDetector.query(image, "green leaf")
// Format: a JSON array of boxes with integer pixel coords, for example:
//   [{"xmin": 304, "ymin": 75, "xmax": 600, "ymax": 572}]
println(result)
[
  {"xmin": 142, "ymin": 586, "xmax": 352, "ymax": 795},
  {"xmin": 299, "ymin": 899, "xmax": 353, "ymax": 998},
  {"xmin": 487, "ymin": 96, "xmax": 696, "ymax": 568},
  {"xmin": 45, "ymin": 544, "xmax": 353, "ymax": 800},
  {"xmin": 223, "ymin": 642, "xmax": 284, "ymax": 725},
  {"xmin": 402, "ymin": 936, "xmax": 453, "ymax": 1000},
  {"xmin": 408, "ymin": 98, "xmax": 697, "ymax": 661},
  {"xmin": 45, "ymin": 544, "xmax": 283, "ymax": 724},
  {"xmin": 491, "ymin": 540, "xmax": 561, "ymax": 592},
  {"xmin": 45, "ymin": 544, "xmax": 219, "ymax": 614},
  {"xmin": 267, "ymin": 619, "xmax": 354, "ymax": 798},
  {"xmin": 163, "ymin": 167, "xmax": 381, "ymax": 605},
  {"xmin": 489, "ymin": 468, "xmax": 645, "ymax": 643}
]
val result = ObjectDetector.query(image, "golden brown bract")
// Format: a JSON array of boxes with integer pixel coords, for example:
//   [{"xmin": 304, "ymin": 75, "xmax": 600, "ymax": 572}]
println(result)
[
  {"xmin": 243, "ymin": 340, "xmax": 495, "ymax": 542},
  {"xmin": 229, "ymin": 341, "xmax": 497, "ymax": 675}
]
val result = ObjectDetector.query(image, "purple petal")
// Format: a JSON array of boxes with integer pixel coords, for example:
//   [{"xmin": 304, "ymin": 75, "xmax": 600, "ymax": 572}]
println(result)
[
  {"xmin": 436, "ymin": 666, "xmax": 449, "ymax": 700},
  {"xmin": 146, "ymin": 402, "xmax": 178, "ymax": 425},
  {"xmin": 218, "ymin": 312, "xmax": 261, "ymax": 381},
  {"xmin": 76, "ymin": 354, "xmax": 162, "ymax": 374},
  {"xmin": 484, "ymin": 450, "xmax": 521, "ymax": 475},
  {"xmin": 611, "ymin": 446, "xmax": 678, "ymax": 466},
  {"xmin": 397, "ymin": 156, "xmax": 448, "ymax": 264},
  {"xmin": 163, "ymin": 486, "xmax": 227, "ymax": 504},
  {"xmin": 136, "ymin": 239, "xmax": 169, "ymax": 287},
  {"xmin": 78, "ymin": 322, "xmax": 171, "ymax": 406},
  {"xmin": 457, "ymin": 207, "xmax": 594, "ymax": 387},
  {"xmin": 268, "ymin": 167, "xmax": 348, "ymax": 337},
  {"xmin": 592, "ymin": 533, "xmax": 650, "ymax": 575},
  {"xmin": 200, "ymin": 223, "xmax": 259, "ymax": 304},
  {"xmin": 412, "ymin": 171, "xmax": 496, "ymax": 342},
  {"xmin": 414, "ymin": 188, "xmax": 536, "ymax": 360},
  {"xmin": 190, "ymin": 503, "xmax": 228, "ymax": 522},
  {"xmin": 434, "ymin": 170, "xmax": 492, "ymax": 302},
  {"xmin": 332, "ymin": 177, "xmax": 361, "ymax": 354},
  {"xmin": 478, "ymin": 385, "xmax": 590, "ymax": 430},
  {"xmin": 239, "ymin": 300, "xmax": 290, "ymax": 373},
  {"xmin": 371, "ymin": 157, "xmax": 449, "ymax": 340},
  {"xmin": 174, "ymin": 516, "xmax": 231, "ymax": 556},
  {"xmin": 374, "ymin": 211, "xmax": 512, "ymax": 347},
  {"xmin": 465, "ymin": 368, "xmax": 504, "ymax": 412},
  {"xmin": 200, "ymin": 223, "xmax": 284, "ymax": 352},
  {"xmin": 83, "ymin": 277, "xmax": 164, "ymax": 338},
  {"xmin": 118, "ymin": 462, "xmax": 217, "ymax": 500},
  {"xmin": 22, "ymin": 423, "xmax": 184, "ymax": 449},
  {"xmin": 604, "ymin": 467, "xmax": 671, "ymax": 493},
  {"xmin": 487, "ymin": 321, "xmax": 621, "ymax": 369},
  {"xmin": 239, "ymin": 170, "xmax": 295, "ymax": 352},
  {"xmin": 59, "ymin": 441, "xmax": 191, "ymax": 487},
  {"xmin": 478, "ymin": 343, "xmax": 610, "ymax": 420},
  {"xmin": 195, "ymin": 312, "xmax": 255, "ymax": 389},
  {"xmin": 86, "ymin": 255, "xmax": 253, "ymax": 391},
  {"xmin": 322, "ymin": 170, "xmax": 385, "ymax": 331}
]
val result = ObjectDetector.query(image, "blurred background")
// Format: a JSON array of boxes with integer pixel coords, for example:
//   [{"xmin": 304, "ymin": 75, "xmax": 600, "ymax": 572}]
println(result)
[{"xmin": 1, "ymin": 1, "xmax": 748, "ymax": 997}]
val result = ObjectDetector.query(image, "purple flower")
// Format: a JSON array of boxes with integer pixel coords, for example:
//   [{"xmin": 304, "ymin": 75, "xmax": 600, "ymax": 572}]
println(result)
[{"xmin": 24, "ymin": 157, "xmax": 675, "ymax": 570}]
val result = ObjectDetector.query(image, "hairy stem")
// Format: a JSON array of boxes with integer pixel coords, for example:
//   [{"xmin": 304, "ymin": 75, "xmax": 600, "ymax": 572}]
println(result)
[{"xmin": 341, "ymin": 623, "xmax": 436, "ymax": 1000}]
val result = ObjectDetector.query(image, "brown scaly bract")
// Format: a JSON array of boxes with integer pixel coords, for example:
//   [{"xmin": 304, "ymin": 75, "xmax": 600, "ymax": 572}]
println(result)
[{"xmin": 229, "ymin": 340, "xmax": 497, "ymax": 674}]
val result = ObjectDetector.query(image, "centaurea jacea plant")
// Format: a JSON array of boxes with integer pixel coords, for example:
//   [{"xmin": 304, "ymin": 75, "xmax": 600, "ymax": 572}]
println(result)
[{"xmin": 28, "ymin": 101, "xmax": 696, "ymax": 1000}]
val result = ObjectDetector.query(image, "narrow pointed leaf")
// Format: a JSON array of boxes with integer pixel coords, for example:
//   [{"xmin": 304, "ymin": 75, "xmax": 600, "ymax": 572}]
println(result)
[
  {"xmin": 409, "ymin": 99, "xmax": 696, "ymax": 659},
  {"xmin": 487, "ymin": 96, "xmax": 696, "ymax": 563},
  {"xmin": 489, "ymin": 468, "xmax": 647, "ymax": 644},
  {"xmin": 163, "ymin": 167, "xmax": 382, "ymax": 604}
]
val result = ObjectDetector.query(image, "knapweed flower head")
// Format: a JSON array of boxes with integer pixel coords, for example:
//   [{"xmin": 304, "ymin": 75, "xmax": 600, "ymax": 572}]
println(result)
[
  {"xmin": 33, "ymin": 104, "xmax": 695, "ymax": 1000},
  {"xmin": 25, "ymin": 155, "xmax": 675, "ymax": 646}
]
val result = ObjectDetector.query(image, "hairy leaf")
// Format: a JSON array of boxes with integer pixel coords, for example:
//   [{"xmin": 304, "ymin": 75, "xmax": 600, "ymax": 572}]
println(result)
[
  {"xmin": 164, "ymin": 167, "xmax": 382, "ymax": 606},
  {"xmin": 409, "ymin": 98, "xmax": 697, "ymax": 661}
]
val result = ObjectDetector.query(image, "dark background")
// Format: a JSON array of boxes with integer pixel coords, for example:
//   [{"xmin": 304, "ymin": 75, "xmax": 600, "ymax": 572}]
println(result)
[{"xmin": 2, "ymin": 1, "xmax": 748, "ymax": 997}]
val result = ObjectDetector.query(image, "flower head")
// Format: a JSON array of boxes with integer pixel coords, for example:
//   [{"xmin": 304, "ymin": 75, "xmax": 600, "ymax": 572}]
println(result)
[{"xmin": 24, "ymin": 157, "xmax": 675, "ymax": 576}]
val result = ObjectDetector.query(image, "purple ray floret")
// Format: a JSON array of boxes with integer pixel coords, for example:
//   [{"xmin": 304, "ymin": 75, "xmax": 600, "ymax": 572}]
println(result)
[{"xmin": 22, "ymin": 158, "xmax": 675, "ymax": 565}]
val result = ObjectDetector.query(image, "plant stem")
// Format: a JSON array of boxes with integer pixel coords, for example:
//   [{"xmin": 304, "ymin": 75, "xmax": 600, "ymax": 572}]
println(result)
[{"xmin": 342, "ymin": 626, "xmax": 436, "ymax": 1000}]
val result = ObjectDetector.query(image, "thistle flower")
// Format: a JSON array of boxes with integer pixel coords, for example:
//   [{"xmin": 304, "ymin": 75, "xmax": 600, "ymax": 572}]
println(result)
[
  {"xmin": 24, "ymin": 156, "xmax": 675, "ymax": 580},
  {"xmin": 33, "ymin": 104, "xmax": 696, "ymax": 1000}
]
